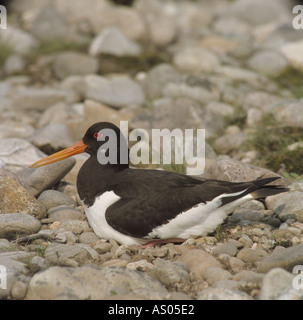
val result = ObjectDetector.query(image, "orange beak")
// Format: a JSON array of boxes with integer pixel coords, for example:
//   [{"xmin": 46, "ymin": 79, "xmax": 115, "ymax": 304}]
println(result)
[{"xmin": 30, "ymin": 140, "xmax": 87, "ymax": 168}]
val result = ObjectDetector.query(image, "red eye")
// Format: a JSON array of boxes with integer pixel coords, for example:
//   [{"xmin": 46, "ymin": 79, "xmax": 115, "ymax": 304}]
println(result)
[{"xmin": 93, "ymin": 132, "xmax": 103, "ymax": 139}]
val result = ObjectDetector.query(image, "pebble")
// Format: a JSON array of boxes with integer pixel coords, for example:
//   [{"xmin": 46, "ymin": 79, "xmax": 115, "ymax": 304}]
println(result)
[
  {"xmin": 202, "ymin": 267, "xmax": 232, "ymax": 286},
  {"xmin": 266, "ymin": 191, "xmax": 303, "ymax": 223},
  {"xmin": 247, "ymin": 49, "xmax": 289, "ymax": 76},
  {"xmin": 44, "ymin": 243, "xmax": 91, "ymax": 267},
  {"xmin": 0, "ymin": 121, "xmax": 35, "ymax": 140},
  {"xmin": 228, "ymin": 257, "xmax": 246, "ymax": 274},
  {"xmin": 17, "ymin": 157, "xmax": 76, "ymax": 197},
  {"xmin": 212, "ymin": 242, "xmax": 238, "ymax": 257},
  {"xmin": 233, "ymin": 270, "xmax": 264, "ymax": 286},
  {"xmin": 94, "ymin": 241, "xmax": 112, "ymax": 254},
  {"xmin": 53, "ymin": 52, "xmax": 99, "ymax": 80},
  {"xmin": 126, "ymin": 259, "xmax": 155, "ymax": 272},
  {"xmin": 0, "ymin": 0, "xmax": 301, "ymax": 300},
  {"xmin": 0, "ymin": 170, "xmax": 46, "ymax": 218},
  {"xmin": 178, "ymin": 249, "xmax": 222, "ymax": 282},
  {"xmin": 30, "ymin": 256, "xmax": 50, "ymax": 271},
  {"xmin": 29, "ymin": 123, "xmax": 76, "ymax": 151},
  {"xmin": 25, "ymin": 265, "xmax": 168, "ymax": 300},
  {"xmin": 226, "ymin": 0, "xmax": 289, "ymax": 26},
  {"xmin": 0, "ymin": 213, "xmax": 41, "ymax": 239},
  {"xmin": 11, "ymin": 88, "xmax": 69, "ymax": 111},
  {"xmin": 38, "ymin": 190, "xmax": 76, "ymax": 210},
  {"xmin": 59, "ymin": 220, "xmax": 90, "ymax": 235},
  {"xmin": 273, "ymin": 101, "xmax": 303, "ymax": 129},
  {"xmin": 78, "ymin": 232, "xmax": 100, "ymax": 244},
  {"xmin": 0, "ymin": 138, "xmax": 46, "ymax": 170},
  {"xmin": 257, "ymin": 244, "xmax": 303, "ymax": 273},
  {"xmin": 150, "ymin": 259, "xmax": 190, "ymax": 287},
  {"xmin": 84, "ymin": 74, "xmax": 145, "ymax": 108},
  {"xmin": 47, "ymin": 206, "xmax": 84, "ymax": 222},
  {"xmin": 89, "ymin": 26, "xmax": 142, "ymax": 57},
  {"xmin": 202, "ymin": 158, "xmax": 284, "ymax": 185},
  {"xmin": 258, "ymin": 268, "xmax": 295, "ymax": 300},
  {"xmin": 281, "ymin": 39, "xmax": 303, "ymax": 72},
  {"xmin": 173, "ymin": 47, "xmax": 220, "ymax": 73},
  {"xmin": 11, "ymin": 281, "xmax": 28, "ymax": 300},
  {"xmin": 237, "ymin": 248, "xmax": 268, "ymax": 263},
  {"xmin": 0, "ymin": 26, "xmax": 38, "ymax": 55},
  {"xmin": 197, "ymin": 287, "xmax": 253, "ymax": 300}
]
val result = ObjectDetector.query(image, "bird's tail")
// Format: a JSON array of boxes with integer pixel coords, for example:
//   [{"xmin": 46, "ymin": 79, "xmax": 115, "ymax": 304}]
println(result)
[{"xmin": 250, "ymin": 177, "xmax": 289, "ymax": 199}]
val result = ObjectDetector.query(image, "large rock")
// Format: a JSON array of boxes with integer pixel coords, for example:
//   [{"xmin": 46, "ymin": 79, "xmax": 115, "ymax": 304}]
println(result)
[
  {"xmin": 29, "ymin": 123, "xmax": 76, "ymax": 151},
  {"xmin": 257, "ymin": 244, "xmax": 303, "ymax": 273},
  {"xmin": 0, "ymin": 138, "xmax": 45, "ymax": 170},
  {"xmin": 202, "ymin": 158, "xmax": 285, "ymax": 185},
  {"xmin": 0, "ymin": 169, "xmax": 46, "ymax": 219},
  {"xmin": 25, "ymin": 265, "xmax": 168, "ymax": 300},
  {"xmin": 17, "ymin": 158, "xmax": 76, "ymax": 197},
  {"xmin": 0, "ymin": 213, "xmax": 41, "ymax": 239},
  {"xmin": 266, "ymin": 191, "xmax": 303, "ymax": 223},
  {"xmin": 0, "ymin": 26, "xmax": 38, "ymax": 55},
  {"xmin": 84, "ymin": 75, "xmax": 145, "ymax": 108}
]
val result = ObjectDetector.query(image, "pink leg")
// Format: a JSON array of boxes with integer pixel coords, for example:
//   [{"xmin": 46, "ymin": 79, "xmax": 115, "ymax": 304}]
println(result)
[{"xmin": 142, "ymin": 238, "xmax": 185, "ymax": 249}]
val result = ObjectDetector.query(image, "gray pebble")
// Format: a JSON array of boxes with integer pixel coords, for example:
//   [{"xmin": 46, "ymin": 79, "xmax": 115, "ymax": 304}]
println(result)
[
  {"xmin": 212, "ymin": 242, "xmax": 238, "ymax": 257},
  {"xmin": 38, "ymin": 190, "xmax": 76, "ymax": 210}
]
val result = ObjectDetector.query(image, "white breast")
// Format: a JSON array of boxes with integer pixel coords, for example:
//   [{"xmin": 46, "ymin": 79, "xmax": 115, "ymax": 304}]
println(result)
[{"xmin": 81, "ymin": 191, "xmax": 144, "ymax": 245}]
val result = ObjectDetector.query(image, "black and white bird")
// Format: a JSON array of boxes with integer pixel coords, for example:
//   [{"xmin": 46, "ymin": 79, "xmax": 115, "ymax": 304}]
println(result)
[{"xmin": 30, "ymin": 122, "xmax": 288, "ymax": 246}]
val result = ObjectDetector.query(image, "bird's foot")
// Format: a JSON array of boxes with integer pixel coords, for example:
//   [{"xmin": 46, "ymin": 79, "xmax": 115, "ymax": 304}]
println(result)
[{"xmin": 141, "ymin": 238, "xmax": 185, "ymax": 249}]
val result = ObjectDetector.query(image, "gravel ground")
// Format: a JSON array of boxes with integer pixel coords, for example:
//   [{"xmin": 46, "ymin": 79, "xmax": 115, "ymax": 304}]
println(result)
[{"xmin": 0, "ymin": 0, "xmax": 303, "ymax": 300}]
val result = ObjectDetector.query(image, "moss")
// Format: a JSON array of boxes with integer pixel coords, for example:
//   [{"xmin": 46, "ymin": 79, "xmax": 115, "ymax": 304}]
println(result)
[
  {"xmin": 0, "ymin": 43, "xmax": 14, "ymax": 66},
  {"xmin": 274, "ymin": 67, "xmax": 303, "ymax": 99},
  {"xmin": 244, "ymin": 114, "xmax": 303, "ymax": 175},
  {"xmin": 162, "ymin": 163, "xmax": 186, "ymax": 175},
  {"xmin": 98, "ymin": 49, "xmax": 170, "ymax": 76},
  {"xmin": 33, "ymin": 38, "xmax": 88, "ymax": 56}
]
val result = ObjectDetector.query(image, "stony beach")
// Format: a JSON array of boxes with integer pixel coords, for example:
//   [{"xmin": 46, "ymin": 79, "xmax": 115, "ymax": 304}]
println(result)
[{"xmin": 0, "ymin": 0, "xmax": 303, "ymax": 300}]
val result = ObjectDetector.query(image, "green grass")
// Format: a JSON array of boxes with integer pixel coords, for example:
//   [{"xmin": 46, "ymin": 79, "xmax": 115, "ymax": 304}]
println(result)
[
  {"xmin": 244, "ymin": 114, "xmax": 303, "ymax": 176},
  {"xmin": 33, "ymin": 37, "xmax": 88, "ymax": 56},
  {"xmin": 274, "ymin": 67, "xmax": 303, "ymax": 99},
  {"xmin": 0, "ymin": 43, "xmax": 14, "ymax": 66},
  {"xmin": 97, "ymin": 49, "xmax": 170, "ymax": 76}
]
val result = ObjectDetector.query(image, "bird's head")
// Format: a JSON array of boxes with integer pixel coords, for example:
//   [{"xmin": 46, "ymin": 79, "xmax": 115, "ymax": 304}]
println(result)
[{"xmin": 30, "ymin": 122, "xmax": 127, "ymax": 168}]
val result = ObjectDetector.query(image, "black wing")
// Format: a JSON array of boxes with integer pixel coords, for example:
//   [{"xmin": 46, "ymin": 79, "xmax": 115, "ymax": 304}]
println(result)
[{"xmin": 104, "ymin": 169, "xmax": 282, "ymax": 238}]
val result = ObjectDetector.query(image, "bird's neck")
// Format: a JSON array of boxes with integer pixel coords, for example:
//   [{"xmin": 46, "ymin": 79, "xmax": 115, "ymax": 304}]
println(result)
[{"xmin": 77, "ymin": 155, "xmax": 128, "ymax": 207}]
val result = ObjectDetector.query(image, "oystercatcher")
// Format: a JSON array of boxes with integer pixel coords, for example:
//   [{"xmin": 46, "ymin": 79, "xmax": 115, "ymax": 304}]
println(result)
[{"xmin": 30, "ymin": 122, "xmax": 288, "ymax": 246}]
